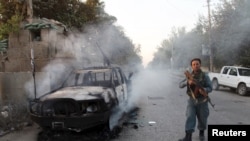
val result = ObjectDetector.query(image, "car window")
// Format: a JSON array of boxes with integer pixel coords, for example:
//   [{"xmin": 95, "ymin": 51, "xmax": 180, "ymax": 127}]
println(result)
[
  {"xmin": 112, "ymin": 70, "xmax": 122, "ymax": 86},
  {"xmin": 115, "ymin": 68, "xmax": 124, "ymax": 84},
  {"xmin": 85, "ymin": 71, "xmax": 111, "ymax": 87},
  {"xmin": 94, "ymin": 71, "xmax": 111, "ymax": 87},
  {"xmin": 117, "ymin": 68, "xmax": 125, "ymax": 84},
  {"xmin": 229, "ymin": 68, "xmax": 237, "ymax": 76},
  {"xmin": 112, "ymin": 71, "xmax": 118, "ymax": 86},
  {"xmin": 222, "ymin": 67, "xmax": 229, "ymax": 74},
  {"xmin": 63, "ymin": 69, "xmax": 112, "ymax": 87},
  {"xmin": 238, "ymin": 68, "xmax": 250, "ymax": 76}
]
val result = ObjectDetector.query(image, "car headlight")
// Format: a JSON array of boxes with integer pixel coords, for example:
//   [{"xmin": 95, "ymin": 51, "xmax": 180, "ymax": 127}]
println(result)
[
  {"xmin": 86, "ymin": 104, "xmax": 98, "ymax": 113},
  {"xmin": 44, "ymin": 109, "xmax": 54, "ymax": 116}
]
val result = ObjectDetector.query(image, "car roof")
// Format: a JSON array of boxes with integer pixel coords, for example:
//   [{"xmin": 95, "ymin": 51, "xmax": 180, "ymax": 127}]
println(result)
[
  {"xmin": 75, "ymin": 68, "xmax": 111, "ymax": 73},
  {"xmin": 74, "ymin": 66, "xmax": 121, "ymax": 74},
  {"xmin": 224, "ymin": 66, "xmax": 250, "ymax": 69}
]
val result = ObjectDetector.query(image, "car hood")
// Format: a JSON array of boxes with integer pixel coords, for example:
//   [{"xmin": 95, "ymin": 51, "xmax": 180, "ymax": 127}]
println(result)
[{"xmin": 40, "ymin": 86, "xmax": 114, "ymax": 102}]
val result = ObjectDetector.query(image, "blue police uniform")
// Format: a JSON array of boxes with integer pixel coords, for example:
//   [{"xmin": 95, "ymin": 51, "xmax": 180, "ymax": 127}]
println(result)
[{"xmin": 179, "ymin": 69, "xmax": 213, "ymax": 141}]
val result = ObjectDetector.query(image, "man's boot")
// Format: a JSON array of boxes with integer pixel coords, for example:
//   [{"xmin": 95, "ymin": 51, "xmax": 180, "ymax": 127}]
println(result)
[
  {"xmin": 178, "ymin": 131, "xmax": 192, "ymax": 141},
  {"xmin": 199, "ymin": 130, "xmax": 205, "ymax": 141}
]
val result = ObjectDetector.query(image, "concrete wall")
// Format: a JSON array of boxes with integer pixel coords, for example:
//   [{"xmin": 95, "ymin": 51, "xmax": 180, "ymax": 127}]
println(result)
[
  {"xmin": 0, "ymin": 28, "xmax": 63, "ymax": 72},
  {"xmin": 0, "ymin": 24, "xmax": 74, "ymax": 103},
  {"xmin": 0, "ymin": 72, "xmax": 51, "ymax": 103}
]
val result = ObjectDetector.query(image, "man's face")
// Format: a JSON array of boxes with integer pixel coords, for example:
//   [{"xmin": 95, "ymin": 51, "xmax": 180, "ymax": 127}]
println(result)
[{"xmin": 191, "ymin": 60, "xmax": 201, "ymax": 72}]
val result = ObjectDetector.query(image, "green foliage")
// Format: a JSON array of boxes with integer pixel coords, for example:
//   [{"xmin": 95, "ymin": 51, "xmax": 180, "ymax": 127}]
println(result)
[
  {"xmin": 238, "ymin": 36, "xmax": 250, "ymax": 67},
  {"xmin": 0, "ymin": 15, "xmax": 23, "ymax": 39},
  {"xmin": 0, "ymin": 0, "xmax": 25, "ymax": 39},
  {"xmin": 24, "ymin": 22, "xmax": 56, "ymax": 30},
  {"xmin": 0, "ymin": 0, "xmax": 25, "ymax": 22},
  {"xmin": 150, "ymin": 27, "xmax": 204, "ymax": 69},
  {"xmin": 0, "ymin": 0, "xmax": 114, "ymax": 38},
  {"xmin": 32, "ymin": 0, "xmax": 113, "ymax": 29},
  {"xmin": 211, "ymin": 0, "xmax": 250, "ymax": 68},
  {"xmin": 0, "ymin": 39, "xmax": 8, "ymax": 54},
  {"xmin": 0, "ymin": 0, "xmax": 142, "ymax": 69}
]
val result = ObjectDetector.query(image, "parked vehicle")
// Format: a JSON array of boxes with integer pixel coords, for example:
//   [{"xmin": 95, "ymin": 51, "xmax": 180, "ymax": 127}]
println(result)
[
  {"xmin": 29, "ymin": 66, "xmax": 133, "ymax": 132},
  {"xmin": 208, "ymin": 66, "xmax": 250, "ymax": 96}
]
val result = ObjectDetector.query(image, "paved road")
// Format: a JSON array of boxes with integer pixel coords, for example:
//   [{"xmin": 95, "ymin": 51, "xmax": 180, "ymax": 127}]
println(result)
[
  {"xmin": 112, "ymin": 69, "xmax": 250, "ymax": 141},
  {"xmin": 113, "ymin": 69, "xmax": 199, "ymax": 141},
  {"xmin": 1, "ymin": 69, "xmax": 250, "ymax": 141}
]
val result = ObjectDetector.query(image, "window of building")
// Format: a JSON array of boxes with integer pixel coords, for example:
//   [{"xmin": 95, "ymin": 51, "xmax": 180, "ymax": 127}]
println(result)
[{"xmin": 31, "ymin": 30, "xmax": 41, "ymax": 41}]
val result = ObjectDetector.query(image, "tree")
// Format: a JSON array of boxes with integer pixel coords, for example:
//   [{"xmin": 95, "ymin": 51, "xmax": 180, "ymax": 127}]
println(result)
[
  {"xmin": 210, "ymin": 0, "xmax": 250, "ymax": 67},
  {"xmin": 0, "ymin": 0, "xmax": 116, "ymax": 38},
  {"xmin": 32, "ymin": 0, "xmax": 116, "ymax": 29},
  {"xmin": 0, "ymin": 0, "xmax": 142, "ymax": 71},
  {"xmin": 0, "ymin": 0, "xmax": 25, "ymax": 39},
  {"xmin": 150, "ymin": 26, "xmax": 205, "ymax": 69},
  {"xmin": 82, "ymin": 23, "xmax": 142, "ymax": 70},
  {"xmin": 150, "ymin": 0, "xmax": 250, "ymax": 70}
]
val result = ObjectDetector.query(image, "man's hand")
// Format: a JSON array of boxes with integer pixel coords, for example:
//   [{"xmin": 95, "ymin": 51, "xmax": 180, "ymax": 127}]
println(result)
[
  {"xmin": 199, "ymin": 88, "xmax": 208, "ymax": 97},
  {"xmin": 188, "ymin": 79, "xmax": 195, "ymax": 85},
  {"xmin": 199, "ymin": 88, "xmax": 204, "ymax": 94}
]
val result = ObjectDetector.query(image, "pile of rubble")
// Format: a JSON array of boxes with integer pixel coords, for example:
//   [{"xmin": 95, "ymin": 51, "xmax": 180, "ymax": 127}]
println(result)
[{"xmin": 0, "ymin": 102, "xmax": 32, "ymax": 137}]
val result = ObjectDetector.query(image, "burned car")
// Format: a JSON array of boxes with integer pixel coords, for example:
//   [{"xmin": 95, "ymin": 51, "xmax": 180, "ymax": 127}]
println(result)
[{"xmin": 29, "ymin": 66, "xmax": 132, "ymax": 132}]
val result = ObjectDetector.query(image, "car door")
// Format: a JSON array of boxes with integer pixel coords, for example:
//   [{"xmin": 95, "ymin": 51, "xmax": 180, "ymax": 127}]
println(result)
[
  {"xmin": 227, "ymin": 67, "xmax": 239, "ymax": 88},
  {"xmin": 117, "ymin": 68, "xmax": 128, "ymax": 102},
  {"xmin": 112, "ymin": 68, "xmax": 126, "ymax": 104},
  {"xmin": 219, "ymin": 66, "xmax": 230, "ymax": 85}
]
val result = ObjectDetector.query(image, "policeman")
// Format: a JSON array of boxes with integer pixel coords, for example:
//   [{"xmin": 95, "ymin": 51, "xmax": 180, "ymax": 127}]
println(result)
[{"xmin": 179, "ymin": 58, "xmax": 213, "ymax": 141}]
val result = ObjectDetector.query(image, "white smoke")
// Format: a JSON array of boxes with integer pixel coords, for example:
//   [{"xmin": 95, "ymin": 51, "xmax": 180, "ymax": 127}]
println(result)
[
  {"xmin": 108, "ymin": 68, "xmax": 176, "ymax": 130},
  {"xmin": 23, "ymin": 22, "xmax": 148, "ymax": 132},
  {"xmin": 24, "ymin": 22, "xmax": 144, "ymax": 130}
]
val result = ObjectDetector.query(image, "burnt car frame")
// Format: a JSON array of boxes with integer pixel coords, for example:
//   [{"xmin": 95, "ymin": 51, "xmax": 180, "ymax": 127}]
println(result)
[{"xmin": 29, "ymin": 66, "xmax": 132, "ymax": 132}]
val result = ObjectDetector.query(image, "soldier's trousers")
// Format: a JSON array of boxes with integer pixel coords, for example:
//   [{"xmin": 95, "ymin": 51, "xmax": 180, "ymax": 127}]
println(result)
[{"xmin": 185, "ymin": 98, "xmax": 209, "ymax": 133}]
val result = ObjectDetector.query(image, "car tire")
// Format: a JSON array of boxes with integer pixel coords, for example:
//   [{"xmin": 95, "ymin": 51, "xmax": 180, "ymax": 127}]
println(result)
[
  {"xmin": 212, "ymin": 79, "xmax": 219, "ymax": 90},
  {"xmin": 237, "ymin": 83, "xmax": 247, "ymax": 96},
  {"xmin": 37, "ymin": 130, "xmax": 51, "ymax": 141}
]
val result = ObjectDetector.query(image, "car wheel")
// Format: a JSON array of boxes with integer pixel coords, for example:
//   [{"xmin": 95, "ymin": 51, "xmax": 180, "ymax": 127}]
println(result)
[
  {"xmin": 98, "ymin": 115, "xmax": 122, "ymax": 140},
  {"xmin": 37, "ymin": 130, "xmax": 51, "ymax": 141},
  {"xmin": 237, "ymin": 83, "xmax": 247, "ymax": 96},
  {"xmin": 212, "ymin": 79, "xmax": 219, "ymax": 90},
  {"xmin": 98, "ymin": 123, "xmax": 111, "ymax": 141}
]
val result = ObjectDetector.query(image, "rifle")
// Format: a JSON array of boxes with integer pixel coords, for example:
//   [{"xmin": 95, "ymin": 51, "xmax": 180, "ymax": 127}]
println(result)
[
  {"xmin": 184, "ymin": 70, "xmax": 215, "ymax": 109},
  {"xmin": 184, "ymin": 70, "xmax": 208, "ymax": 97}
]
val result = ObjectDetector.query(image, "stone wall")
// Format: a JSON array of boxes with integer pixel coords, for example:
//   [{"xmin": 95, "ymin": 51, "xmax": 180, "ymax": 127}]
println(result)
[
  {"xmin": 0, "ymin": 26, "xmax": 77, "ymax": 102},
  {"xmin": 0, "ymin": 28, "xmax": 62, "ymax": 72},
  {"xmin": 0, "ymin": 72, "xmax": 51, "ymax": 103}
]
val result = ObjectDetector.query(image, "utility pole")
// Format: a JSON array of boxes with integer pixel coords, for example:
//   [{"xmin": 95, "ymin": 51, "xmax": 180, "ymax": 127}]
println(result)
[
  {"xmin": 26, "ymin": 0, "xmax": 33, "ymax": 23},
  {"xmin": 26, "ymin": 0, "xmax": 37, "ymax": 98},
  {"xmin": 207, "ymin": 0, "xmax": 213, "ymax": 71}
]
